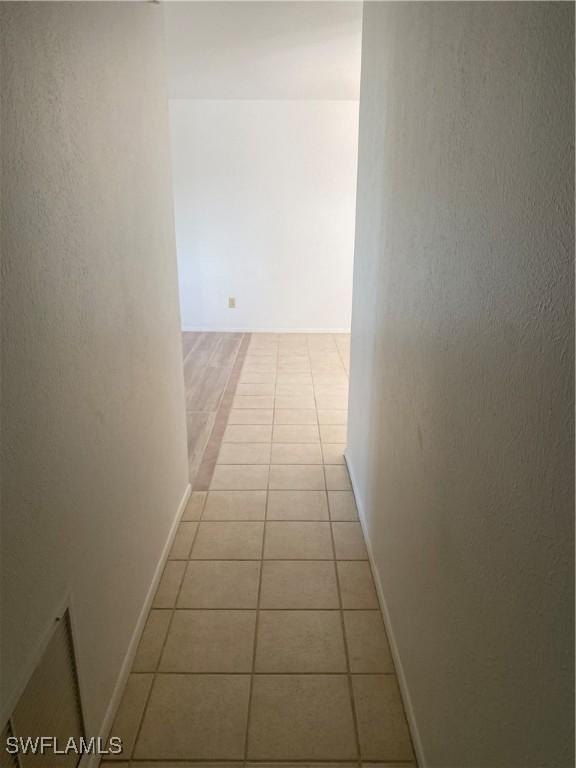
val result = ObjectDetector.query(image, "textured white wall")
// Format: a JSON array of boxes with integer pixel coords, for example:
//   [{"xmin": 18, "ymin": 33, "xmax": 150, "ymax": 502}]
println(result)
[
  {"xmin": 347, "ymin": 3, "xmax": 574, "ymax": 766},
  {"xmin": 170, "ymin": 99, "xmax": 358, "ymax": 332},
  {"xmin": 1, "ymin": 3, "xmax": 189, "ymax": 737}
]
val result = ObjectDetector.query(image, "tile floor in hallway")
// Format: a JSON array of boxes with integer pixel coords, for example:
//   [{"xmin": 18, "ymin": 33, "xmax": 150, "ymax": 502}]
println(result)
[{"xmin": 104, "ymin": 333, "xmax": 416, "ymax": 767}]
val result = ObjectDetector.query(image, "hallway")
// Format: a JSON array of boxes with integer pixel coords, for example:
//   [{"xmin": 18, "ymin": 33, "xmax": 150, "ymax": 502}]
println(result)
[
  {"xmin": 2, "ymin": 3, "xmax": 572, "ymax": 765},
  {"xmin": 106, "ymin": 332, "xmax": 416, "ymax": 765}
]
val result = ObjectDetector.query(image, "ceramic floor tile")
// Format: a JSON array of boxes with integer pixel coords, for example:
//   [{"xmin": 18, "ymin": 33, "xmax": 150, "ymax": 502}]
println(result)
[
  {"xmin": 247, "ymin": 675, "xmax": 357, "ymax": 760},
  {"xmin": 135, "ymin": 675, "xmax": 250, "ymax": 760},
  {"xmin": 260, "ymin": 561, "xmax": 339, "ymax": 608},
  {"xmin": 245, "ymin": 353, "xmax": 277, "ymax": 362},
  {"xmin": 278, "ymin": 353, "xmax": 309, "ymax": 363},
  {"xmin": 274, "ymin": 384, "xmax": 315, "ymax": 398},
  {"xmin": 278, "ymin": 351, "xmax": 309, "ymax": 360},
  {"xmin": 210, "ymin": 464, "xmax": 269, "ymax": 490},
  {"xmin": 273, "ymin": 424, "xmax": 320, "ymax": 443},
  {"xmin": 317, "ymin": 409, "xmax": 348, "ymax": 425},
  {"xmin": 265, "ymin": 522, "xmax": 333, "ymax": 559},
  {"xmin": 315, "ymin": 377, "xmax": 348, "ymax": 386},
  {"xmin": 267, "ymin": 490, "xmax": 329, "ymax": 521},
  {"xmin": 332, "ymin": 522, "xmax": 368, "ymax": 559},
  {"xmin": 244, "ymin": 344, "xmax": 277, "ymax": 354},
  {"xmin": 223, "ymin": 424, "xmax": 272, "ymax": 443},
  {"xmin": 168, "ymin": 522, "xmax": 198, "ymax": 560},
  {"xmin": 227, "ymin": 409, "xmax": 274, "ymax": 425},
  {"xmin": 110, "ymin": 673, "xmax": 153, "ymax": 759},
  {"xmin": 352, "ymin": 676, "xmax": 414, "ymax": 762},
  {"xmin": 239, "ymin": 372, "xmax": 276, "ymax": 384},
  {"xmin": 139, "ymin": 333, "xmax": 413, "ymax": 768},
  {"xmin": 191, "ymin": 522, "xmax": 264, "ymax": 559},
  {"xmin": 271, "ymin": 443, "xmax": 323, "ymax": 465},
  {"xmin": 217, "ymin": 443, "xmax": 271, "ymax": 464},
  {"xmin": 344, "ymin": 611, "xmax": 394, "ymax": 673},
  {"xmin": 312, "ymin": 367, "xmax": 345, "ymax": 377},
  {"xmin": 242, "ymin": 363, "xmax": 276, "ymax": 375},
  {"xmin": 255, "ymin": 611, "xmax": 347, "ymax": 672},
  {"xmin": 248, "ymin": 342, "xmax": 278, "ymax": 351},
  {"xmin": 313, "ymin": 379, "xmax": 348, "ymax": 390},
  {"xmin": 133, "ymin": 611, "xmax": 172, "ymax": 672},
  {"xmin": 233, "ymin": 395, "xmax": 275, "ymax": 409},
  {"xmin": 277, "ymin": 370, "xmax": 311, "ymax": 378},
  {"xmin": 269, "ymin": 465, "xmax": 325, "ymax": 490},
  {"xmin": 274, "ymin": 409, "xmax": 318, "ymax": 424},
  {"xmin": 315, "ymin": 395, "xmax": 349, "ymax": 410},
  {"xmin": 328, "ymin": 491, "xmax": 359, "ymax": 521},
  {"xmin": 274, "ymin": 396, "xmax": 316, "ymax": 410},
  {"xmin": 244, "ymin": 355, "xmax": 277, "ymax": 367},
  {"xmin": 178, "ymin": 561, "xmax": 261, "ymax": 608},
  {"xmin": 276, "ymin": 373, "xmax": 313, "ymax": 384},
  {"xmin": 325, "ymin": 465, "xmax": 352, "ymax": 491},
  {"xmin": 153, "ymin": 562, "xmax": 186, "ymax": 608},
  {"xmin": 245, "ymin": 354, "xmax": 277, "ymax": 362},
  {"xmin": 337, "ymin": 562, "xmax": 379, "ymax": 609},
  {"xmin": 236, "ymin": 382, "xmax": 276, "ymax": 396},
  {"xmin": 322, "ymin": 443, "xmax": 346, "ymax": 465},
  {"xmin": 160, "ymin": 610, "xmax": 256, "ymax": 672},
  {"xmin": 203, "ymin": 490, "xmax": 266, "ymax": 521},
  {"xmin": 277, "ymin": 355, "xmax": 309, "ymax": 363},
  {"xmin": 320, "ymin": 425, "xmax": 348, "ymax": 443},
  {"xmin": 181, "ymin": 491, "xmax": 206, "ymax": 521}
]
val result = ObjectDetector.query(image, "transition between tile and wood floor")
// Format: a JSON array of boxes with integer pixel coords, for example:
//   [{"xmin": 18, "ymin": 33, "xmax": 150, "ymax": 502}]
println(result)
[{"xmin": 103, "ymin": 332, "xmax": 417, "ymax": 767}]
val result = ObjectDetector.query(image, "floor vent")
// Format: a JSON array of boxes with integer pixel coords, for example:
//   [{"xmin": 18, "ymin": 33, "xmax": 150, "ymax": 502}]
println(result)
[{"xmin": 3, "ymin": 610, "xmax": 85, "ymax": 768}]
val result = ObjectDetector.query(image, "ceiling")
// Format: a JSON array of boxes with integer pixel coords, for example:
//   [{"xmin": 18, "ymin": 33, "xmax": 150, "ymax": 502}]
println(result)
[{"xmin": 163, "ymin": 2, "xmax": 363, "ymax": 100}]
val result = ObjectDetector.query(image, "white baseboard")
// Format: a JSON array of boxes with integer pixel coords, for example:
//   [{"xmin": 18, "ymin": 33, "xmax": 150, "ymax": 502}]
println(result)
[
  {"xmin": 81, "ymin": 482, "xmax": 191, "ymax": 768},
  {"xmin": 344, "ymin": 451, "xmax": 426, "ymax": 768},
  {"xmin": 181, "ymin": 326, "xmax": 351, "ymax": 334}
]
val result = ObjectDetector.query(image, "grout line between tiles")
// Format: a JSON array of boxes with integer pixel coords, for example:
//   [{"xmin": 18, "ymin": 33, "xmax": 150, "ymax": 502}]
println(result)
[
  {"xmin": 241, "ymin": 341, "xmax": 277, "ymax": 767},
  {"xmin": 310, "ymin": 336, "xmax": 362, "ymax": 764},
  {"xmin": 127, "ymin": 491, "xmax": 207, "ymax": 764}
]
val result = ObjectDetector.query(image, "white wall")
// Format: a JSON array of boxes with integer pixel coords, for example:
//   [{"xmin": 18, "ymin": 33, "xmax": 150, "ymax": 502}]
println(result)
[
  {"xmin": 170, "ymin": 99, "xmax": 358, "ymax": 332},
  {"xmin": 1, "ymin": 2, "xmax": 189, "ymax": 739},
  {"xmin": 163, "ymin": 2, "xmax": 362, "ymax": 101},
  {"xmin": 348, "ymin": 3, "xmax": 573, "ymax": 767}
]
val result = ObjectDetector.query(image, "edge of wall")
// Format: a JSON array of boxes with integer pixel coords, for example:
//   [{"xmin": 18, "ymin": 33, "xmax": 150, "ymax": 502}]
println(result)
[
  {"xmin": 182, "ymin": 326, "xmax": 351, "ymax": 334},
  {"xmin": 344, "ymin": 451, "xmax": 426, "ymax": 768},
  {"xmin": 81, "ymin": 481, "xmax": 191, "ymax": 768}
]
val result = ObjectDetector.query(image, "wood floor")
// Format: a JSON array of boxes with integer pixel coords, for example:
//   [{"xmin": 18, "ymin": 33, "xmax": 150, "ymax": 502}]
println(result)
[{"xmin": 181, "ymin": 332, "xmax": 247, "ymax": 481}]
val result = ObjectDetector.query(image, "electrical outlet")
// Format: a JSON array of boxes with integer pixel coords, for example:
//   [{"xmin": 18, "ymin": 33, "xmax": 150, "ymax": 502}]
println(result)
[{"xmin": 228, "ymin": 297, "xmax": 236, "ymax": 309}]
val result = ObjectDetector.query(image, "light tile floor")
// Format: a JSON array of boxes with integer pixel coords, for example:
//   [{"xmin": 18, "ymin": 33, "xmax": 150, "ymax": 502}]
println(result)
[{"xmin": 104, "ymin": 333, "xmax": 416, "ymax": 767}]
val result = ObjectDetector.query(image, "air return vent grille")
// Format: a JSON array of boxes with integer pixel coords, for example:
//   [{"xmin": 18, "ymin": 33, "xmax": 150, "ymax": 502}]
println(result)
[{"xmin": 5, "ymin": 610, "xmax": 85, "ymax": 768}]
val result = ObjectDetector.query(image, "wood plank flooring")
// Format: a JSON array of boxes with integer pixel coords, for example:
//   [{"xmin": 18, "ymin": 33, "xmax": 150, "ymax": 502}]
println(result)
[{"xmin": 181, "ymin": 332, "xmax": 246, "ymax": 482}]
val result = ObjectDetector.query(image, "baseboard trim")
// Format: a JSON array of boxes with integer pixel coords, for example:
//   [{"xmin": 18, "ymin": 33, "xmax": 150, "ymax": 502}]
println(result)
[
  {"xmin": 181, "ymin": 326, "xmax": 351, "ymax": 334},
  {"xmin": 344, "ymin": 451, "xmax": 426, "ymax": 768},
  {"xmin": 81, "ymin": 482, "xmax": 191, "ymax": 768}
]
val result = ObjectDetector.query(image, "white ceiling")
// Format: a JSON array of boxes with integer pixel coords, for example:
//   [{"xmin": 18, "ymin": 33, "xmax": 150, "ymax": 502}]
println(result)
[{"xmin": 163, "ymin": 2, "xmax": 363, "ymax": 100}]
